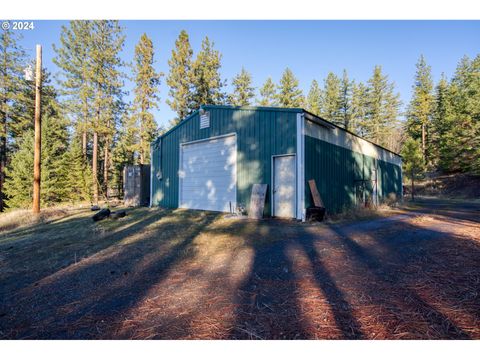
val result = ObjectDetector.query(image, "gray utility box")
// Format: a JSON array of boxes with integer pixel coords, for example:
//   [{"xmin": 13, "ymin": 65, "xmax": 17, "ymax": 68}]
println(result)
[{"xmin": 123, "ymin": 165, "xmax": 151, "ymax": 207}]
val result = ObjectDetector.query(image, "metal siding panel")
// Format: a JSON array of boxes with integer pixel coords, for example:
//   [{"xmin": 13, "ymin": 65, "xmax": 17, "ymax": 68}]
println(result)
[
  {"xmin": 151, "ymin": 107, "xmax": 298, "ymax": 215},
  {"xmin": 304, "ymin": 135, "xmax": 402, "ymax": 213}
]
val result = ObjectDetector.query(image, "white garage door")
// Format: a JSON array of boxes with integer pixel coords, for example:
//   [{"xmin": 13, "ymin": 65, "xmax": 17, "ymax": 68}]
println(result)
[{"xmin": 179, "ymin": 134, "xmax": 237, "ymax": 212}]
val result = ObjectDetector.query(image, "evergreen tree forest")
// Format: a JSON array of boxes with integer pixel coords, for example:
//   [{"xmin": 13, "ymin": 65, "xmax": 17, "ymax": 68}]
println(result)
[{"xmin": 0, "ymin": 23, "xmax": 478, "ymax": 211}]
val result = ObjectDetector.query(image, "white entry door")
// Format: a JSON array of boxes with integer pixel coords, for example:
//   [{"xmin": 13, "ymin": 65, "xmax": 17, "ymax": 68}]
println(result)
[
  {"xmin": 273, "ymin": 155, "xmax": 296, "ymax": 218},
  {"xmin": 179, "ymin": 135, "xmax": 237, "ymax": 212}
]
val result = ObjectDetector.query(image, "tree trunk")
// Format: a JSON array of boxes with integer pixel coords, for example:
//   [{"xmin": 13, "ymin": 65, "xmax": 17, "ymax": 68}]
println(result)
[
  {"xmin": 103, "ymin": 140, "xmax": 109, "ymax": 200},
  {"xmin": 82, "ymin": 72, "xmax": 89, "ymax": 159},
  {"xmin": 411, "ymin": 170, "xmax": 415, "ymax": 201},
  {"xmin": 0, "ymin": 52, "xmax": 7, "ymax": 212},
  {"xmin": 82, "ymin": 98, "xmax": 88, "ymax": 158},
  {"xmin": 0, "ymin": 115, "xmax": 6, "ymax": 212},
  {"xmin": 82, "ymin": 131, "xmax": 87, "ymax": 158},
  {"xmin": 32, "ymin": 45, "xmax": 42, "ymax": 215},
  {"xmin": 139, "ymin": 113, "xmax": 144, "ymax": 165},
  {"xmin": 421, "ymin": 123, "xmax": 426, "ymax": 162},
  {"xmin": 92, "ymin": 131, "xmax": 98, "ymax": 204}
]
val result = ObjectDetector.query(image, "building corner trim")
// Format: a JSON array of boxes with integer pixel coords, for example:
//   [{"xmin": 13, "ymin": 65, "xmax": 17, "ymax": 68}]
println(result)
[
  {"xmin": 296, "ymin": 113, "xmax": 306, "ymax": 221},
  {"xmin": 149, "ymin": 146, "xmax": 153, "ymax": 208}
]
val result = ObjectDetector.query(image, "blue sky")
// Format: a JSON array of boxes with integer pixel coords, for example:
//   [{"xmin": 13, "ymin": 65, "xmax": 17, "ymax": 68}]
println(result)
[{"xmin": 16, "ymin": 20, "xmax": 480, "ymax": 128}]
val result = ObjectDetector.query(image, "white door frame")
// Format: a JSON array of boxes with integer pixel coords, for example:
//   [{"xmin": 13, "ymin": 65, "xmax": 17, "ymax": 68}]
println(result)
[
  {"xmin": 178, "ymin": 133, "xmax": 237, "ymax": 210},
  {"xmin": 296, "ymin": 113, "xmax": 305, "ymax": 221},
  {"xmin": 271, "ymin": 153, "xmax": 297, "ymax": 218}
]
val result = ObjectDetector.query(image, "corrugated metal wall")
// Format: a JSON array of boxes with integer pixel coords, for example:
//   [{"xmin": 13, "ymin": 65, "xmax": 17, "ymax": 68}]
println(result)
[
  {"xmin": 304, "ymin": 136, "xmax": 402, "ymax": 213},
  {"xmin": 151, "ymin": 106, "xmax": 299, "ymax": 216}
]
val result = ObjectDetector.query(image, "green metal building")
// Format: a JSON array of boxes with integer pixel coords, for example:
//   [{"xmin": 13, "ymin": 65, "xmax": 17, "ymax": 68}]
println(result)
[{"xmin": 150, "ymin": 105, "xmax": 402, "ymax": 220}]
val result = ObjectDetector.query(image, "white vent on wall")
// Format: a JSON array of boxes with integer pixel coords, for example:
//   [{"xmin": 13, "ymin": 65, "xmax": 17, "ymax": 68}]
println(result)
[{"xmin": 200, "ymin": 111, "xmax": 210, "ymax": 129}]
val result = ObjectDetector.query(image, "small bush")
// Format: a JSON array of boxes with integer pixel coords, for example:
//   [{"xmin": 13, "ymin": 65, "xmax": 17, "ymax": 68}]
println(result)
[{"xmin": 386, "ymin": 192, "xmax": 398, "ymax": 205}]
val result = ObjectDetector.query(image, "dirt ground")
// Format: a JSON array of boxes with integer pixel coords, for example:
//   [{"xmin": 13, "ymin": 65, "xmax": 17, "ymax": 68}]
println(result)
[{"xmin": 1, "ymin": 198, "xmax": 479, "ymax": 339}]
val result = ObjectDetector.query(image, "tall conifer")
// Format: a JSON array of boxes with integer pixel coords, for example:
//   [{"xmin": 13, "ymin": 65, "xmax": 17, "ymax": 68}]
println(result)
[
  {"xmin": 306, "ymin": 79, "xmax": 322, "ymax": 116},
  {"xmin": 0, "ymin": 29, "xmax": 25, "ymax": 211},
  {"xmin": 276, "ymin": 68, "xmax": 304, "ymax": 108},
  {"xmin": 166, "ymin": 30, "xmax": 193, "ymax": 124},
  {"xmin": 321, "ymin": 72, "xmax": 341, "ymax": 125},
  {"xmin": 132, "ymin": 33, "xmax": 161, "ymax": 164},
  {"xmin": 257, "ymin": 77, "xmax": 277, "ymax": 106},
  {"xmin": 338, "ymin": 70, "xmax": 353, "ymax": 130},
  {"xmin": 364, "ymin": 65, "xmax": 401, "ymax": 149},
  {"xmin": 190, "ymin": 37, "xmax": 226, "ymax": 109},
  {"xmin": 351, "ymin": 81, "xmax": 368, "ymax": 136},
  {"xmin": 406, "ymin": 55, "xmax": 434, "ymax": 164},
  {"xmin": 89, "ymin": 20, "xmax": 125, "ymax": 202},
  {"xmin": 4, "ymin": 95, "xmax": 70, "ymax": 207},
  {"xmin": 228, "ymin": 67, "xmax": 255, "ymax": 106}
]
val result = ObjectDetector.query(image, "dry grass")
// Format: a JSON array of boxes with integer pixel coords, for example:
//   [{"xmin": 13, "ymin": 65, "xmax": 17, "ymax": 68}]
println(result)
[
  {"xmin": 0, "ymin": 206, "xmax": 81, "ymax": 233},
  {"xmin": 410, "ymin": 173, "xmax": 480, "ymax": 199},
  {"xmin": 0, "ymin": 200, "xmax": 125, "ymax": 234},
  {"xmin": 324, "ymin": 204, "xmax": 404, "ymax": 224}
]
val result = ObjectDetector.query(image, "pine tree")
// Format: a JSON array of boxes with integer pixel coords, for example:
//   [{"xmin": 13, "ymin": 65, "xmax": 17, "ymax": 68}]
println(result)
[
  {"xmin": 383, "ymin": 84, "xmax": 403, "ymax": 152},
  {"xmin": 338, "ymin": 70, "xmax": 353, "ymax": 130},
  {"xmin": 276, "ymin": 68, "xmax": 304, "ymax": 108},
  {"xmin": 228, "ymin": 67, "xmax": 255, "ymax": 106},
  {"xmin": 40, "ymin": 104, "xmax": 71, "ymax": 205},
  {"xmin": 4, "ymin": 96, "xmax": 70, "ymax": 208},
  {"xmin": 306, "ymin": 79, "xmax": 322, "ymax": 116},
  {"xmin": 351, "ymin": 81, "xmax": 368, "ymax": 136},
  {"xmin": 89, "ymin": 20, "xmax": 125, "ymax": 202},
  {"xmin": 430, "ymin": 74, "xmax": 452, "ymax": 170},
  {"xmin": 190, "ymin": 37, "xmax": 226, "ymax": 110},
  {"xmin": 321, "ymin": 72, "xmax": 341, "ymax": 126},
  {"xmin": 63, "ymin": 138, "xmax": 92, "ymax": 203},
  {"xmin": 116, "ymin": 107, "xmax": 139, "ymax": 163},
  {"xmin": 53, "ymin": 20, "xmax": 94, "ymax": 159},
  {"xmin": 257, "ymin": 77, "xmax": 277, "ymax": 106},
  {"xmin": 468, "ymin": 55, "xmax": 480, "ymax": 174},
  {"xmin": 112, "ymin": 107, "xmax": 138, "ymax": 196},
  {"xmin": 132, "ymin": 33, "xmax": 161, "ymax": 164},
  {"xmin": 401, "ymin": 138, "xmax": 424, "ymax": 200},
  {"xmin": 444, "ymin": 55, "xmax": 480, "ymax": 174},
  {"xmin": 166, "ymin": 30, "xmax": 193, "ymax": 124},
  {"xmin": 3, "ymin": 131, "xmax": 33, "ymax": 208},
  {"xmin": 406, "ymin": 55, "xmax": 434, "ymax": 164},
  {"xmin": 0, "ymin": 28, "xmax": 26, "ymax": 211},
  {"xmin": 467, "ymin": 54, "xmax": 480, "ymax": 121},
  {"xmin": 10, "ymin": 69, "xmax": 57, "ymax": 150},
  {"xmin": 363, "ymin": 65, "xmax": 401, "ymax": 149}
]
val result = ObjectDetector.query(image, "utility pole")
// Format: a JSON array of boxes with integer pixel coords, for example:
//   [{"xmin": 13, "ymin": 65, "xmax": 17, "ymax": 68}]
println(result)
[{"xmin": 33, "ymin": 45, "xmax": 42, "ymax": 214}]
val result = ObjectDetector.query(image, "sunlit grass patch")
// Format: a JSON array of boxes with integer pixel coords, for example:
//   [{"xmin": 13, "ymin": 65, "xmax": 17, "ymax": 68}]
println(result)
[{"xmin": 0, "ymin": 205, "xmax": 90, "ymax": 234}]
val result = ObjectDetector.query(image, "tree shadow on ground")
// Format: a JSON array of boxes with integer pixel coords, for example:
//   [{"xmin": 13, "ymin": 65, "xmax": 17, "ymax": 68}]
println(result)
[
  {"xmin": 0, "ymin": 208, "xmax": 163, "ymax": 297},
  {"xmin": 324, "ymin": 216, "xmax": 478, "ymax": 339},
  {"xmin": 229, "ymin": 231, "xmax": 310, "ymax": 339},
  {"xmin": 230, "ymin": 211, "xmax": 479, "ymax": 339},
  {"xmin": 229, "ymin": 219, "xmax": 364, "ymax": 339},
  {"xmin": 1, "ymin": 206, "xmax": 479, "ymax": 339},
  {"xmin": 0, "ymin": 209, "xmax": 221, "ymax": 339},
  {"xmin": 405, "ymin": 197, "xmax": 480, "ymax": 223}
]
